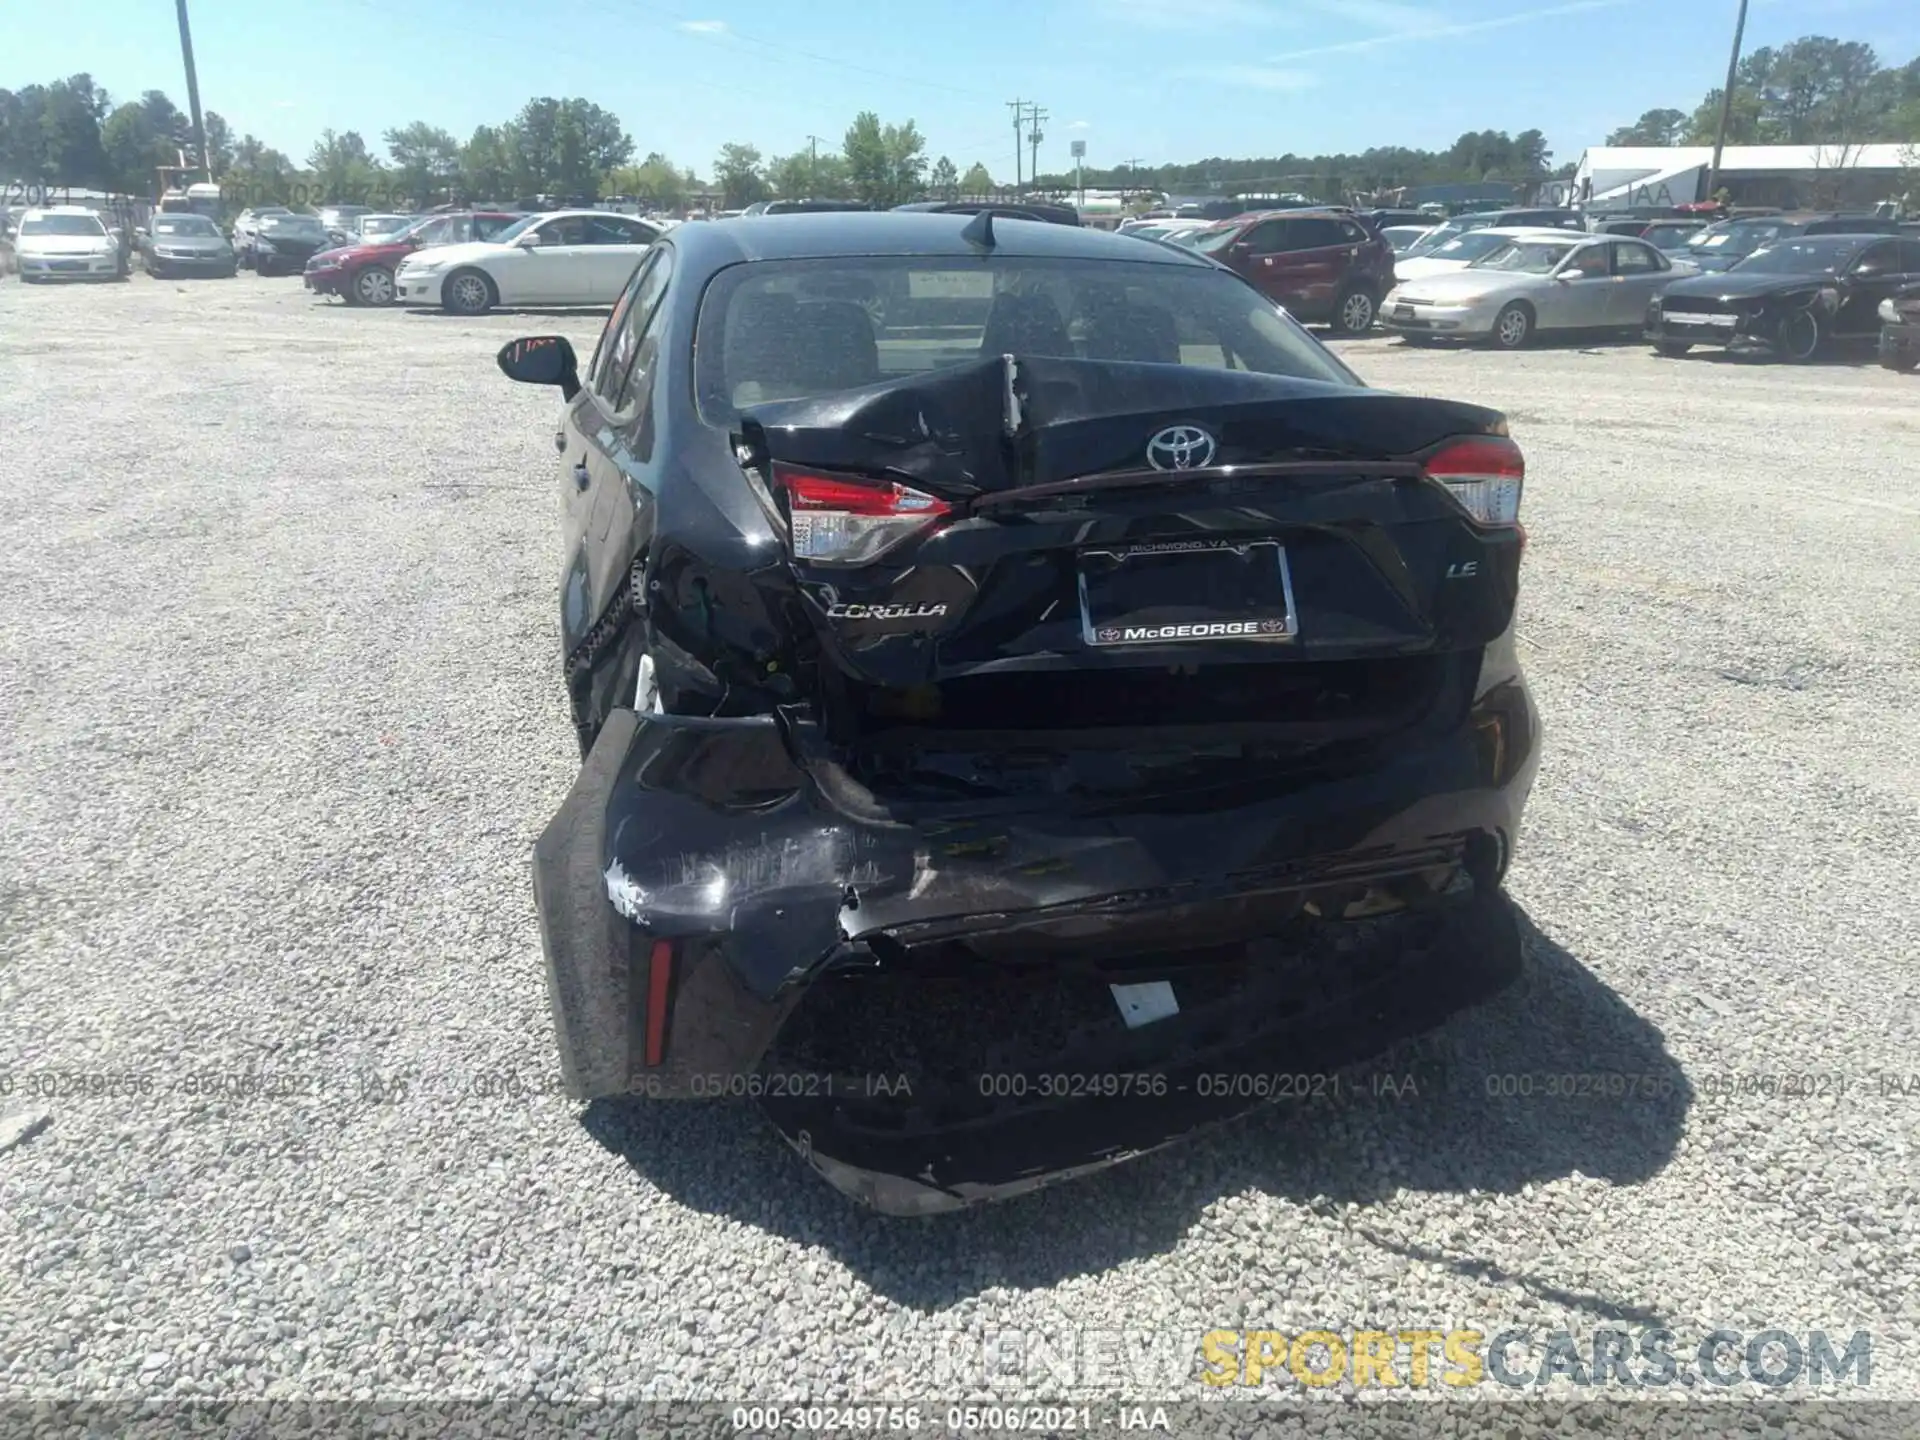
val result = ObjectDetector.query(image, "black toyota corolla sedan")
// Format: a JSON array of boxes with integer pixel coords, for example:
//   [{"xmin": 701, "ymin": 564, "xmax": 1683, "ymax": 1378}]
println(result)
[
  {"xmin": 499, "ymin": 211, "xmax": 1541, "ymax": 1214},
  {"xmin": 1647, "ymin": 234, "xmax": 1920, "ymax": 362}
]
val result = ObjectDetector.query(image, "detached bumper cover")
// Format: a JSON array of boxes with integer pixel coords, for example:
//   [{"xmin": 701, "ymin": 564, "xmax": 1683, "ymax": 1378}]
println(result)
[{"xmin": 533, "ymin": 678, "xmax": 1538, "ymax": 1209}]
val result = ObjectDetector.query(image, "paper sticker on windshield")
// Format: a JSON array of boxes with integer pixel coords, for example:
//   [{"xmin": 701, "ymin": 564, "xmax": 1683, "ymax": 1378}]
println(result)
[{"xmin": 908, "ymin": 270, "xmax": 994, "ymax": 300}]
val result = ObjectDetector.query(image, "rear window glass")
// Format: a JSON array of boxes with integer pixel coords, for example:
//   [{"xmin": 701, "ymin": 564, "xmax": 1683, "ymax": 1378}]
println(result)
[{"xmin": 694, "ymin": 255, "xmax": 1355, "ymax": 422}]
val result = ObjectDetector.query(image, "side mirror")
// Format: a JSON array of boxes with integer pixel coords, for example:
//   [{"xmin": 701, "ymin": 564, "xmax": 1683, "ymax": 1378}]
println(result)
[{"xmin": 497, "ymin": 336, "xmax": 580, "ymax": 400}]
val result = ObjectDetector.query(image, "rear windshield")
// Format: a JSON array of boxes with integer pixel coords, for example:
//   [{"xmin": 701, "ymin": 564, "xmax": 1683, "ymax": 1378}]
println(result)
[
  {"xmin": 21, "ymin": 213, "xmax": 106, "ymax": 237},
  {"xmin": 695, "ymin": 255, "xmax": 1355, "ymax": 422}
]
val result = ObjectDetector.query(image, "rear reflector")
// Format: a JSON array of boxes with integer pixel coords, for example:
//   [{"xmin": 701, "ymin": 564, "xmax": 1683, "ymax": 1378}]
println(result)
[
  {"xmin": 1423, "ymin": 436, "xmax": 1524, "ymax": 527},
  {"xmin": 644, "ymin": 939, "xmax": 673, "ymax": 1067},
  {"xmin": 774, "ymin": 463, "xmax": 951, "ymax": 566}
]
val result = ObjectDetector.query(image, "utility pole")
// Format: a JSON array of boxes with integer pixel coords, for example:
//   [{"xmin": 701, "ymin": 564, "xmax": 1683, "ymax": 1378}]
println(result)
[
  {"xmin": 806, "ymin": 134, "xmax": 824, "ymax": 195},
  {"xmin": 1121, "ymin": 157, "xmax": 1144, "ymax": 203},
  {"xmin": 1705, "ymin": 0, "xmax": 1750, "ymax": 206},
  {"xmin": 1026, "ymin": 106, "xmax": 1048, "ymax": 197},
  {"xmin": 1006, "ymin": 99, "xmax": 1026, "ymax": 196},
  {"xmin": 174, "ymin": 0, "xmax": 211, "ymax": 177}
]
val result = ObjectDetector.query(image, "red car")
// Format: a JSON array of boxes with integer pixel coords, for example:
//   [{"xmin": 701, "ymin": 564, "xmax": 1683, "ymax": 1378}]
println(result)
[
  {"xmin": 1189, "ymin": 207, "xmax": 1397, "ymax": 333},
  {"xmin": 303, "ymin": 210, "xmax": 523, "ymax": 306}
]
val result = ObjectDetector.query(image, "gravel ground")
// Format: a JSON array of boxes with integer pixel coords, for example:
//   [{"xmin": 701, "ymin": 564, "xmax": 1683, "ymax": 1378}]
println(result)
[{"xmin": 1, "ymin": 274, "xmax": 1916, "ymax": 1426}]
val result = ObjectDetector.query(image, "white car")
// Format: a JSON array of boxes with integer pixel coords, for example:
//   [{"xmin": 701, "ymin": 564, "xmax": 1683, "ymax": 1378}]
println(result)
[
  {"xmin": 395, "ymin": 210, "xmax": 663, "ymax": 314},
  {"xmin": 1381, "ymin": 234, "xmax": 1701, "ymax": 349},
  {"xmin": 1391, "ymin": 226, "xmax": 1581, "ymax": 284},
  {"xmin": 13, "ymin": 205, "xmax": 128, "ymax": 283}
]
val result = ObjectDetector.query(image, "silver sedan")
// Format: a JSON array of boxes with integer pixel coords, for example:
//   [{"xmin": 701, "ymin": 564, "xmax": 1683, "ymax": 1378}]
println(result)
[{"xmin": 1381, "ymin": 235, "xmax": 1701, "ymax": 349}]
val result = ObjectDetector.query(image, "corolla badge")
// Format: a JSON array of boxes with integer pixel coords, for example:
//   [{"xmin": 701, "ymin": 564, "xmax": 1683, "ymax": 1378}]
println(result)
[{"xmin": 1145, "ymin": 424, "xmax": 1217, "ymax": 471}]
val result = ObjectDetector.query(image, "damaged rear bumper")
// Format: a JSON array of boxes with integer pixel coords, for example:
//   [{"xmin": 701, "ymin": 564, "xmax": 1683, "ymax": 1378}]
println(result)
[{"xmin": 532, "ymin": 677, "xmax": 1538, "ymax": 1209}]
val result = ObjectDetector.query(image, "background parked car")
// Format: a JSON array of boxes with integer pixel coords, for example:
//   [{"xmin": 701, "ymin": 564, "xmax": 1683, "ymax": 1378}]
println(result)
[
  {"xmin": 242, "ymin": 213, "xmax": 335, "ymax": 275},
  {"xmin": 305, "ymin": 210, "xmax": 524, "ymax": 306},
  {"xmin": 1679, "ymin": 212, "xmax": 1902, "ymax": 273},
  {"xmin": 1383, "ymin": 234, "xmax": 1698, "ymax": 349},
  {"xmin": 1647, "ymin": 234, "xmax": 1920, "ymax": 363},
  {"xmin": 1880, "ymin": 281, "xmax": 1920, "ymax": 372},
  {"xmin": 137, "ymin": 212, "xmax": 236, "ymax": 279},
  {"xmin": 893, "ymin": 200, "xmax": 1080, "ymax": 226},
  {"xmin": 393, "ymin": 209, "xmax": 662, "ymax": 314},
  {"xmin": 230, "ymin": 206, "xmax": 291, "ymax": 248},
  {"xmin": 1637, "ymin": 221, "xmax": 1708, "ymax": 254},
  {"xmin": 318, "ymin": 205, "xmax": 375, "ymax": 246},
  {"xmin": 1392, "ymin": 226, "xmax": 1576, "ymax": 284},
  {"xmin": 1380, "ymin": 224, "xmax": 1437, "ymax": 255},
  {"xmin": 1188, "ymin": 207, "xmax": 1395, "ymax": 333},
  {"xmin": 1358, "ymin": 207, "xmax": 1433, "ymax": 232},
  {"xmin": 354, "ymin": 213, "xmax": 414, "ymax": 241},
  {"xmin": 12, "ymin": 205, "xmax": 127, "ymax": 283},
  {"xmin": 761, "ymin": 199, "xmax": 874, "ymax": 214}
]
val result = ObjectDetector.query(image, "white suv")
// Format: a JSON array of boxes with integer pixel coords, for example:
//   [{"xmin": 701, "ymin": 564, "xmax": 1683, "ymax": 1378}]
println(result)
[{"xmin": 15, "ymin": 206, "xmax": 128, "ymax": 283}]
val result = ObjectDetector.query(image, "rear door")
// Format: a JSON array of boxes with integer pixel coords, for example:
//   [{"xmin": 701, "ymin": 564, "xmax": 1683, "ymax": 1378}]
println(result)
[{"xmin": 570, "ymin": 246, "xmax": 676, "ymax": 636}]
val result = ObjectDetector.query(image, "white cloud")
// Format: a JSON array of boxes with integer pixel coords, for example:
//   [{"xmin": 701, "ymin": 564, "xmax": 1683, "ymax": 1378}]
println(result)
[
  {"xmin": 676, "ymin": 18, "xmax": 728, "ymax": 33},
  {"xmin": 1266, "ymin": 0, "xmax": 1625, "ymax": 61},
  {"xmin": 1207, "ymin": 65, "xmax": 1318, "ymax": 90},
  {"xmin": 1070, "ymin": 119, "xmax": 1093, "ymax": 129}
]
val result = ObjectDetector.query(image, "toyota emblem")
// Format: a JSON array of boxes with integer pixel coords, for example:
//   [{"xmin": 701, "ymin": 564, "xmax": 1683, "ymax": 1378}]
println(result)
[{"xmin": 1145, "ymin": 425, "xmax": 1217, "ymax": 471}]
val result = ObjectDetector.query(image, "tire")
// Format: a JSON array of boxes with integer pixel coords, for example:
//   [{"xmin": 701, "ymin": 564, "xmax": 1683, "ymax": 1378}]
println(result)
[
  {"xmin": 1879, "ymin": 345, "xmax": 1918, "ymax": 374},
  {"xmin": 1490, "ymin": 302, "xmax": 1533, "ymax": 350},
  {"xmin": 1777, "ymin": 308, "xmax": 1822, "ymax": 363},
  {"xmin": 1329, "ymin": 286, "xmax": 1377, "ymax": 335},
  {"xmin": 1654, "ymin": 340, "xmax": 1692, "ymax": 358},
  {"xmin": 443, "ymin": 268, "xmax": 496, "ymax": 315},
  {"xmin": 351, "ymin": 265, "xmax": 396, "ymax": 307}
]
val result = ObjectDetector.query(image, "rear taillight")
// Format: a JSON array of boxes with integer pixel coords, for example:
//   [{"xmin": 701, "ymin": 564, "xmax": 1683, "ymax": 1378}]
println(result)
[
  {"xmin": 1423, "ymin": 436, "xmax": 1524, "ymax": 527},
  {"xmin": 773, "ymin": 463, "xmax": 952, "ymax": 565}
]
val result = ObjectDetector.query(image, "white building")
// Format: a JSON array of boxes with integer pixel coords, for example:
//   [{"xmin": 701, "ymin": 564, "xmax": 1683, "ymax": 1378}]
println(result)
[{"xmin": 1572, "ymin": 143, "xmax": 1914, "ymax": 210}]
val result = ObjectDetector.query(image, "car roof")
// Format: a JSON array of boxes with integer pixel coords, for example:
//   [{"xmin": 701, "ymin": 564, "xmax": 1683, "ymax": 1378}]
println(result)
[
  {"xmin": 23, "ymin": 205, "xmax": 104, "ymax": 218},
  {"xmin": 670, "ymin": 211, "xmax": 1214, "ymax": 268}
]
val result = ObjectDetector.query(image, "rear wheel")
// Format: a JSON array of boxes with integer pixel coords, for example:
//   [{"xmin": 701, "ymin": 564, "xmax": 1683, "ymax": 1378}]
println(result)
[
  {"xmin": 351, "ymin": 265, "xmax": 395, "ymax": 307},
  {"xmin": 1777, "ymin": 309, "xmax": 1822, "ymax": 363},
  {"xmin": 1654, "ymin": 340, "xmax": 1692, "ymax": 358},
  {"xmin": 444, "ymin": 268, "xmax": 496, "ymax": 315},
  {"xmin": 1490, "ymin": 302, "xmax": 1533, "ymax": 350},
  {"xmin": 1330, "ymin": 286, "xmax": 1377, "ymax": 335}
]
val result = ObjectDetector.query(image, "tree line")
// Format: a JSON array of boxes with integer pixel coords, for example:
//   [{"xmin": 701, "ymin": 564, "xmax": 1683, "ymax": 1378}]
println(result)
[
  {"xmin": 4, "ymin": 33, "xmax": 1916, "ymax": 213},
  {"xmin": 1607, "ymin": 36, "xmax": 1919, "ymax": 150}
]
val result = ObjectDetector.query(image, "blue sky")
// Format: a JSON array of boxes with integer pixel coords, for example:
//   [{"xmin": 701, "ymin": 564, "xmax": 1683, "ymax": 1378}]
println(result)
[{"xmin": 12, "ymin": 0, "xmax": 1918, "ymax": 181}]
